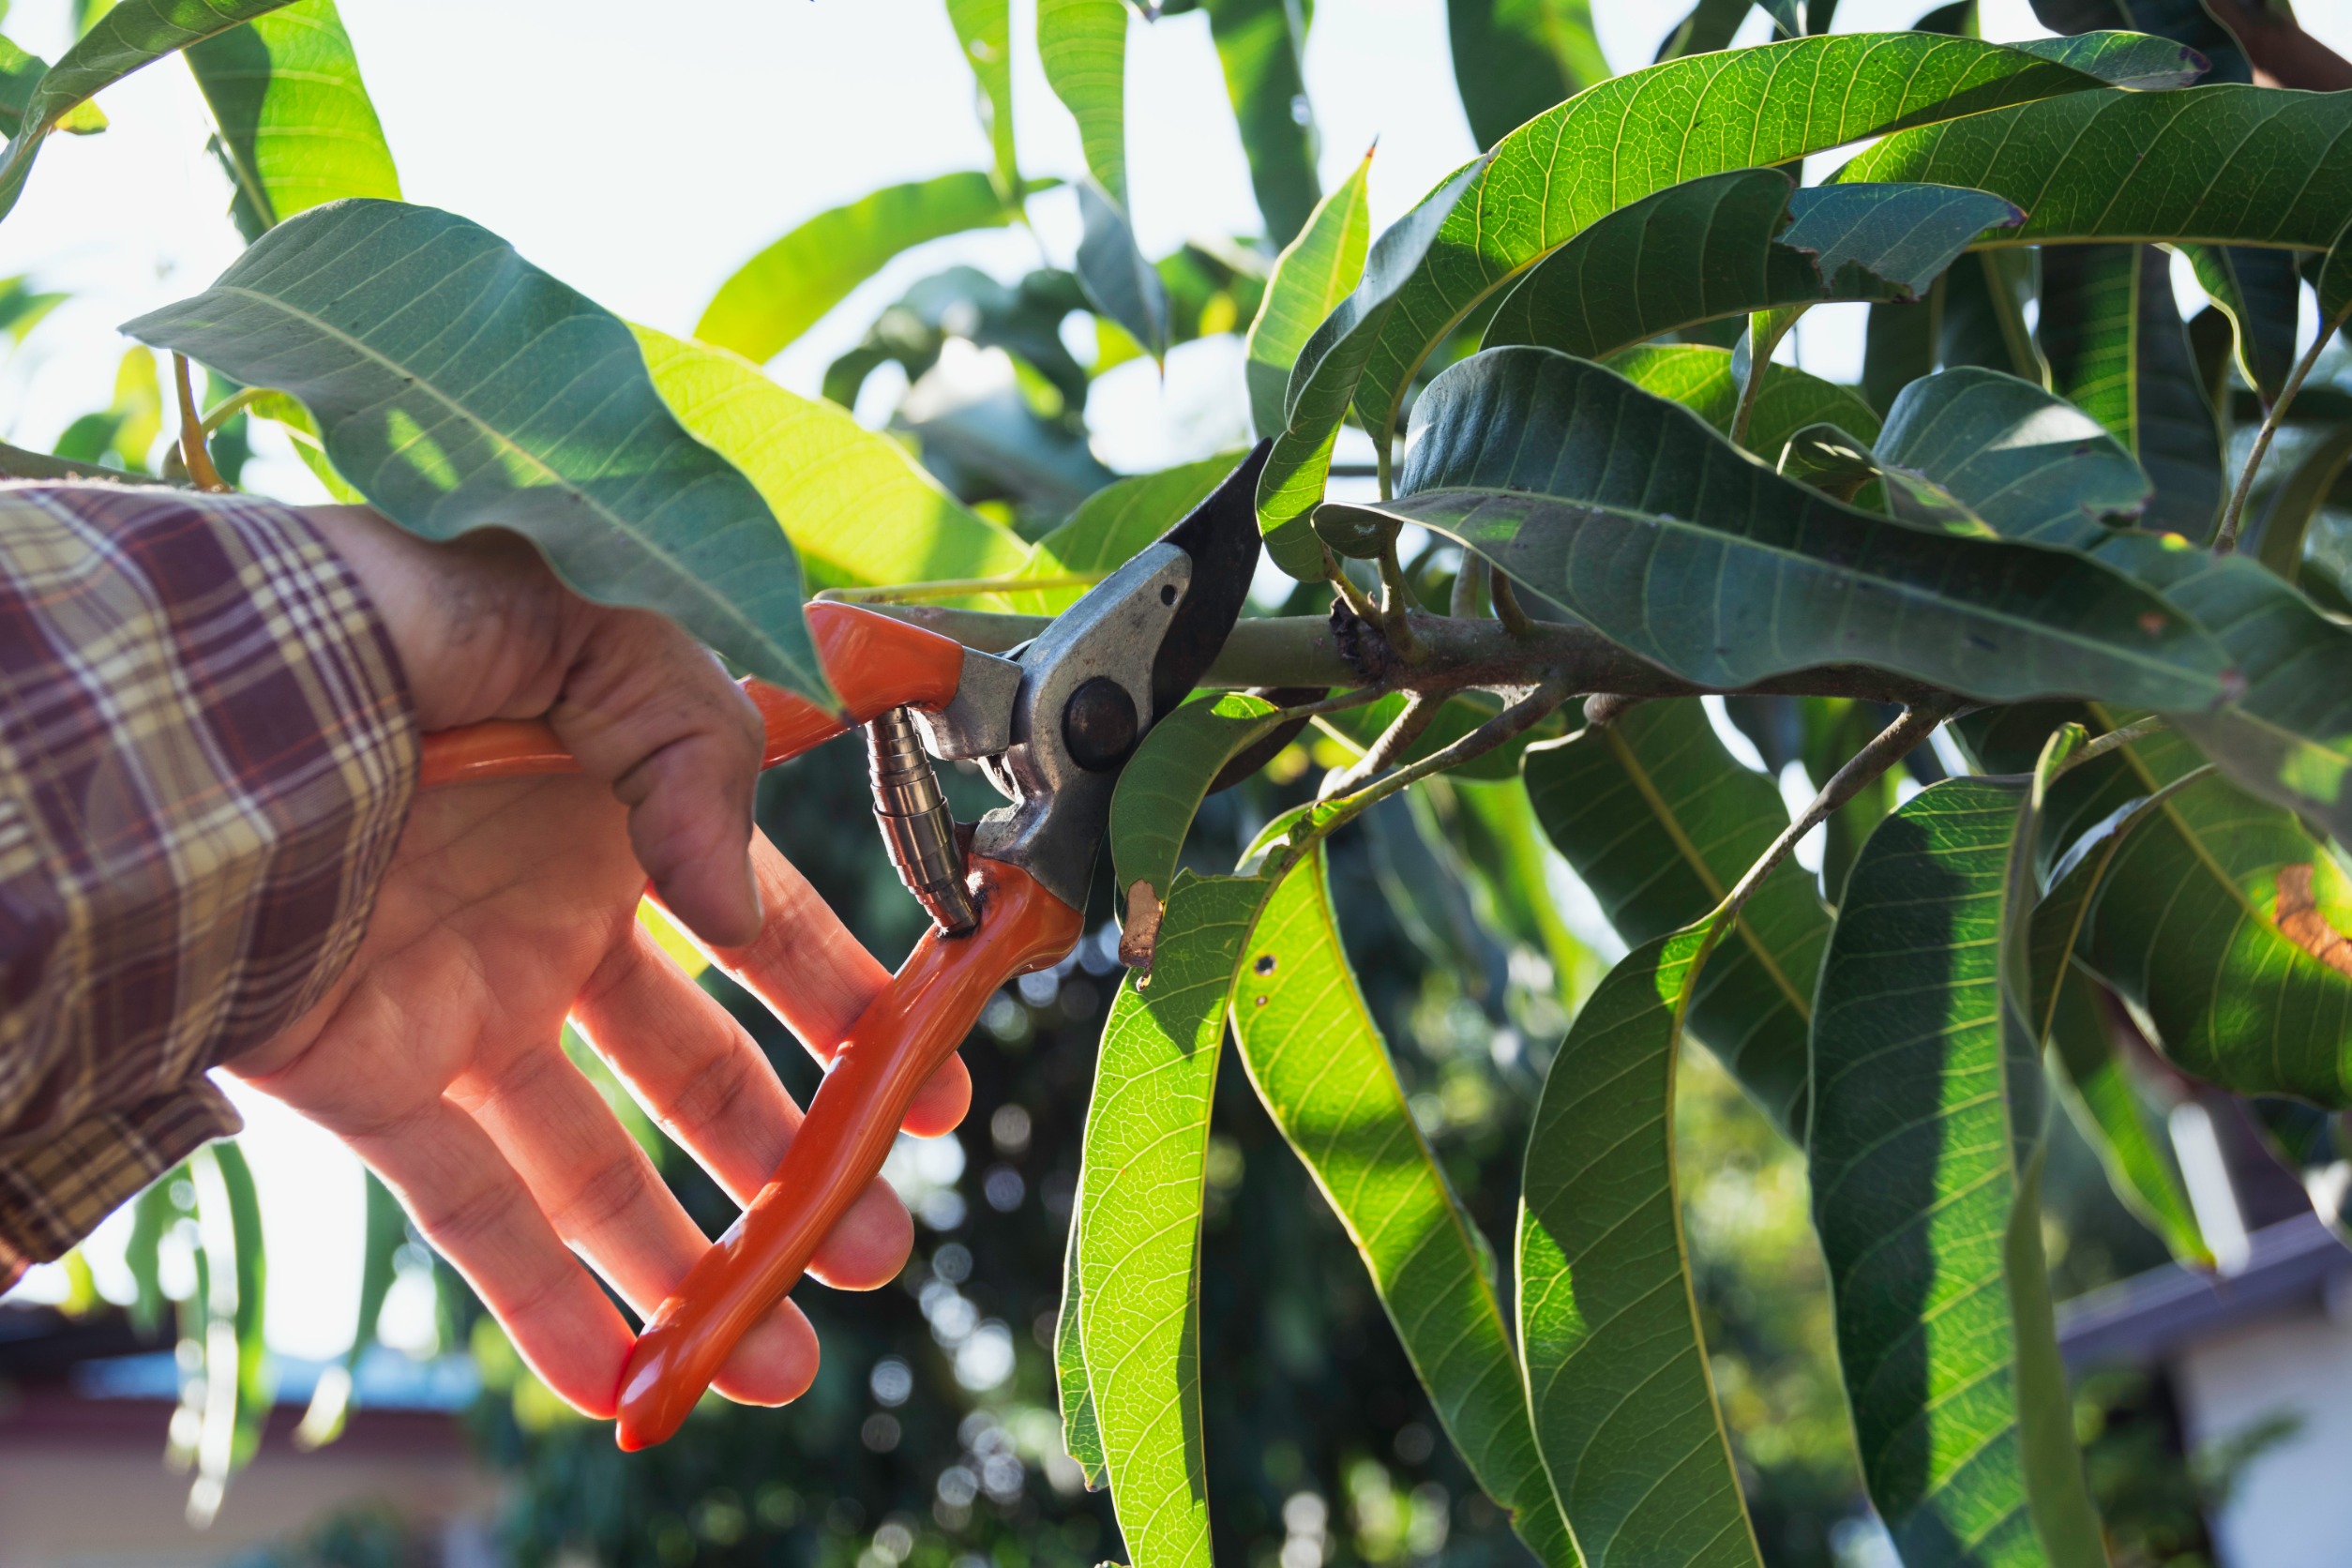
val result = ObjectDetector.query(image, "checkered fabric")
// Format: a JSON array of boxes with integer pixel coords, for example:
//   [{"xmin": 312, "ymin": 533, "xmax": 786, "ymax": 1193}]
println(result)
[{"xmin": 0, "ymin": 483, "xmax": 415, "ymax": 1274}]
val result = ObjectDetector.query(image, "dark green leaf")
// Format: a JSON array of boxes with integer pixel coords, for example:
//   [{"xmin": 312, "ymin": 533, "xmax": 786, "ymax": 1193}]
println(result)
[
  {"xmin": 1336, "ymin": 347, "xmax": 2232, "ymax": 708},
  {"xmin": 2039, "ymin": 244, "xmax": 2224, "ymax": 541},
  {"xmin": 2254, "ymin": 421, "xmax": 2352, "ymax": 586},
  {"xmin": 0, "ymin": 35, "xmax": 106, "ymax": 140},
  {"xmin": 1039, "ymin": 0, "xmax": 1128, "ymax": 204},
  {"xmin": 1524, "ymin": 700, "xmax": 1828, "ymax": 1138},
  {"xmin": 1518, "ymin": 917, "xmax": 1763, "ymax": 1568},
  {"xmin": 1199, "ymin": 0, "xmax": 1319, "ymax": 246},
  {"xmin": 185, "ymin": 0, "xmax": 398, "ymax": 239},
  {"xmin": 1810, "ymin": 772, "xmax": 2108, "ymax": 1568},
  {"xmin": 1445, "ymin": 0, "xmax": 1607, "ymax": 153},
  {"xmin": 0, "ymin": 0, "xmax": 294, "ymax": 221},
  {"xmin": 1109, "ymin": 693, "xmax": 1284, "ymax": 906},
  {"xmin": 1485, "ymin": 171, "xmax": 2022, "ymax": 363},
  {"xmin": 1876, "ymin": 366, "xmax": 2150, "ymax": 546},
  {"xmin": 124, "ymin": 200, "xmax": 835, "ymax": 707},
  {"xmin": 1235, "ymin": 847, "xmax": 1579, "ymax": 1566},
  {"xmin": 1256, "ymin": 158, "xmax": 1485, "ymax": 575},
  {"xmin": 1606, "ymin": 342, "xmax": 1882, "ymax": 458},
  {"xmin": 1653, "ymin": 0, "xmax": 1751, "ymax": 62},
  {"xmin": 696, "ymin": 173, "xmax": 1023, "ymax": 364},
  {"xmin": 1349, "ymin": 30, "xmax": 2201, "ymax": 455},
  {"xmin": 1243, "ymin": 148, "xmax": 1370, "ymax": 443},
  {"xmin": 1936, "ymin": 249, "xmax": 2042, "ymax": 382},
  {"xmin": 1076, "ymin": 179, "xmax": 1169, "ymax": 362},
  {"xmin": 2184, "ymin": 243, "xmax": 2302, "ymax": 407},
  {"xmin": 945, "ymin": 0, "xmax": 1018, "ymax": 201}
]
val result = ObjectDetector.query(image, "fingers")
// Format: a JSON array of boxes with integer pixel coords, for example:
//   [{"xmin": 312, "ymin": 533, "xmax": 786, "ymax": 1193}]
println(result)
[
  {"xmin": 573, "ymin": 923, "xmax": 915, "ymax": 1290},
  {"xmin": 448, "ymin": 1037, "xmax": 825, "ymax": 1404},
  {"xmin": 679, "ymin": 834, "xmax": 972, "ymax": 1138},
  {"xmin": 550, "ymin": 606, "xmax": 766, "ymax": 948}
]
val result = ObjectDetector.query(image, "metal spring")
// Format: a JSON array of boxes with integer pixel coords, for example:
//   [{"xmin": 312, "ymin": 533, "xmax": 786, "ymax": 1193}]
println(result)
[{"xmin": 865, "ymin": 706, "xmax": 979, "ymax": 936}]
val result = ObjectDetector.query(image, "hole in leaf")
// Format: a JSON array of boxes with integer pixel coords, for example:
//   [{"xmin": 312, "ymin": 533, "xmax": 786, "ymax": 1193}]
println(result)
[{"xmin": 1253, "ymin": 955, "xmax": 1276, "ymax": 975}]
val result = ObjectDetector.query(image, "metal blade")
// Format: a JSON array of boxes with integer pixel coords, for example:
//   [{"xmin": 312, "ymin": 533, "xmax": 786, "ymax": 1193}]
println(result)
[{"xmin": 1148, "ymin": 438, "xmax": 1271, "ymax": 723}]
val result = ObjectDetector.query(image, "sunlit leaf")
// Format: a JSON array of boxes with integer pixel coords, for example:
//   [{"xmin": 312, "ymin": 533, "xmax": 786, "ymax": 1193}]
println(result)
[
  {"xmin": 1873, "ymin": 366, "xmax": 2150, "ymax": 547},
  {"xmin": 185, "ymin": 0, "xmax": 399, "ymax": 238},
  {"xmin": 1039, "ymin": 0, "xmax": 1129, "ymax": 204},
  {"xmin": 945, "ymin": 0, "xmax": 1018, "ymax": 201},
  {"xmin": 1243, "ymin": 148, "xmax": 1370, "ymax": 443},
  {"xmin": 1606, "ymin": 342, "xmax": 1882, "ymax": 458},
  {"xmin": 1054, "ymin": 1171, "xmax": 1108, "ymax": 1489},
  {"xmin": 1110, "ymin": 693, "xmax": 1285, "ymax": 907},
  {"xmin": 696, "ymin": 173, "xmax": 1024, "ymax": 365},
  {"xmin": 0, "ymin": 36, "xmax": 106, "ymax": 139},
  {"xmin": 1235, "ymin": 847, "xmax": 1580, "ymax": 1566},
  {"xmin": 125, "ymin": 200, "xmax": 835, "ymax": 706},
  {"xmin": 1013, "ymin": 450, "xmax": 1244, "ymax": 614}
]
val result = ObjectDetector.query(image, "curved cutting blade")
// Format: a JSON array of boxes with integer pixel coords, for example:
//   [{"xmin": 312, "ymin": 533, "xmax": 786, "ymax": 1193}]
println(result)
[{"xmin": 1149, "ymin": 438, "xmax": 1271, "ymax": 722}]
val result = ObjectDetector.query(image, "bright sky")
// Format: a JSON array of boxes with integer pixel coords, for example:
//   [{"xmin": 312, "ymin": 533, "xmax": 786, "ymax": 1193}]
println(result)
[{"xmin": 8, "ymin": 0, "xmax": 2350, "ymax": 1351}]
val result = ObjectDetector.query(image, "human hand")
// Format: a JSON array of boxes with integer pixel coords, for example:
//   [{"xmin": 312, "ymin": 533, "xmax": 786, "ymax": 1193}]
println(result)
[{"xmin": 226, "ymin": 507, "xmax": 971, "ymax": 1415}]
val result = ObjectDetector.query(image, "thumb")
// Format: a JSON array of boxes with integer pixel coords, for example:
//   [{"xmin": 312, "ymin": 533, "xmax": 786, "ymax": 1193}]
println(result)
[{"xmin": 545, "ymin": 604, "xmax": 767, "ymax": 947}]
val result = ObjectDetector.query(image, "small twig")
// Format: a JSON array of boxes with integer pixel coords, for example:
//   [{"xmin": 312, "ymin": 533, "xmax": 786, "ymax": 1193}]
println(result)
[
  {"xmin": 1283, "ymin": 686, "xmax": 1389, "ymax": 720},
  {"xmin": 173, "ymin": 354, "xmax": 230, "ymax": 493},
  {"xmin": 1487, "ymin": 570, "xmax": 1533, "ymax": 638},
  {"xmin": 2058, "ymin": 715, "xmax": 2166, "ymax": 776},
  {"xmin": 1315, "ymin": 682, "xmax": 1570, "ymax": 832},
  {"xmin": 1449, "ymin": 552, "xmax": 1487, "ymax": 619},
  {"xmin": 197, "ymin": 385, "xmax": 274, "ymax": 437},
  {"xmin": 1582, "ymin": 692, "xmax": 1646, "ymax": 729},
  {"xmin": 1323, "ymin": 546, "xmax": 1380, "ymax": 623},
  {"xmin": 1714, "ymin": 697, "xmax": 1960, "ymax": 929},
  {"xmin": 1373, "ymin": 534, "xmax": 1425, "ymax": 662},
  {"xmin": 2217, "ymin": 303, "xmax": 2352, "ymax": 552},
  {"xmin": 1320, "ymin": 690, "xmax": 1440, "ymax": 797}
]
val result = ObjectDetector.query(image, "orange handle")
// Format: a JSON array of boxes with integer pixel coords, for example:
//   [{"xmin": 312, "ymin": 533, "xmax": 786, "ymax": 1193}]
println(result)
[
  {"xmin": 613, "ymin": 857, "xmax": 1083, "ymax": 1450},
  {"xmin": 417, "ymin": 603, "xmax": 971, "ymax": 789}
]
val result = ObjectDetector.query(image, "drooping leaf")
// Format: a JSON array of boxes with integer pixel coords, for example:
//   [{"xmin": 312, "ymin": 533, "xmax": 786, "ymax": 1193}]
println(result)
[
  {"xmin": 1054, "ymin": 1172, "xmax": 1108, "ymax": 1489},
  {"xmin": 1484, "ymin": 171, "xmax": 2022, "ymax": 363},
  {"xmin": 1255, "ymin": 158, "xmax": 1485, "ymax": 575},
  {"xmin": 1039, "ymin": 0, "xmax": 1129, "ymax": 204},
  {"xmin": 1809, "ymin": 772, "xmax": 2108, "ymax": 1568},
  {"xmin": 1606, "ymin": 341, "xmax": 1882, "ymax": 458},
  {"xmin": 125, "ymin": 1168, "xmax": 182, "ymax": 1340},
  {"xmin": 696, "ymin": 173, "xmax": 1025, "ymax": 365},
  {"xmin": 1329, "ymin": 347, "xmax": 2231, "ymax": 710},
  {"xmin": 823, "ymin": 264, "xmax": 1093, "ymax": 416},
  {"xmin": 1524, "ymin": 700, "xmax": 1828, "ymax": 1138},
  {"xmin": 1234, "ymin": 847, "xmax": 1580, "ymax": 1566},
  {"xmin": 2184, "ymin": 242, "xmax": 2302, "ymax": 409},
  {"xmin": 945, "ymin": 0, "xmax": 1018, "ymax": 202},
  {"xmin": 0, "ymin": 0, "xmax": 296, "ymax": 222},
  {"xmin": 296, "ymin": 1168, "xmax": 407, "ymax": 1448},
  {"xmin": 1835, "ymin": 84, "xmax": 2352, "ymax": 256},
  {"xmin": 1075, "ymin": 869, "xmax": 1261, "ymax": 1568},
  {"xmin": 1348, "ymin": 30, "xmax": 2205, "ymax": 455},
  {"xmin": 1874, "ymin": 365, "xmax": 2151, "ymax": 546},
  {"xmin": 1109, "ymin": 693, "xmax": 1285, "ymax": 906},
  {"xmin": 1076, "ymin": 179, "xmax": 1169, "ymax": 362},
  {"xmin": 1518, "ymin": 914, "xmax": 1762, "ymax": 1568},
  {"xmin": 1445, "ymin": 0, "xmax": 1607, "ymax": 153},
  {"xmin": 1014, "ymin": 450, "xmax": 1245, "ymax": 614},
  {"xmin": 2088, "ymin": 531, "xmax": 2352, "ymax": 844},
  {"xmin": 2051, "ymin": 969, "xmax": 2213, "ymax": 1267},
  {"xmin": 1198, "ymin": 0, "xmax": 1320, "ymax": 247},
  {"xmin": 2038, "ymin": 244, "xmax": 2224, "ymax": 541},
  {"xmin": 1243, "ymin": 148, "xmax": 1370, "ymax": 443},
  {"xmin": 2253, "ymin": 422, "xmax": 2352, "ymax": 587},
  {"xmin": 185, "ymin": 0, "xmax": 399, "ymax": 239},
  {"xmin": 124, "ymin": 200, "xmax": 836, "ymax": 707}
]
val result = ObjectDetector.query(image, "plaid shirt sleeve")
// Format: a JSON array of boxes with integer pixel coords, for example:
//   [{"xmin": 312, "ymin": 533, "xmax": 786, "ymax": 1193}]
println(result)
[{"xmin": 0, "ymin": 483, "xmax": 416, "ymax": 1279}]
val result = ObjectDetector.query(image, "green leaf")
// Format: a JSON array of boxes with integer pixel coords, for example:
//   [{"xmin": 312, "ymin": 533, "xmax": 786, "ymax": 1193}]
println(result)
[
  {"xmin": 1523, "ymin": 700, "xmax": 1828, "ymax": 1139},
  {"xmin": 695, "ymin": 173, "xmax": 1023, "ymax": 365},
  {"xmin": 124, "ymin": 200, "xmax": 835, "ymax": 708},
  {"xmin": 185, "ymin": 0, "xmax": 400, "ymax": 239},
  {"xmin": 1234, "ymin": 846, "xmax": 1580, "ymax": 1567},
  {"xmin": 1432, "ymin": 776, "xmax": 1596, "ymax": 997},
  {"xmin": 2184, "ymin": 243, "xmax": 2302, "ymax": 409},
  {"xmin": 1485, "ymin": 172, "xmax": 2023, "ymax": 364},
  {"xmin": 631, "ymin": 324, "xmax": 1029, "ymax": 597},
  {"xmin": 2048, "ymin": 966, "xmax": 2212, "ymax": 1267},
  {"xmin": 945, "ymin": 0, "xmax": 1018, "ymax": 202},
  {"xmin": 1199, "ymin": 0, "xmax": 1319, "ymax": 247},
  {"xmin": 1110, "ymin": 693, "xmax": 1285, "ymax": 906},
  {"xmin": 1076, "ymin": 869, "xmax": 1263, "ymax": 1568},
  {"xmin": 0, "ymin": 36, "xmax": 107, "ymax": 139},
  {"xmin": 1243, "ymin": 148, "xmax": 1370, "ymax": 444},
  {"xmin": 244, "ymin": 387, "xmax": 362, "ymax": 502},
  {"xmin": 1445, "ymin": 0, "xmax": 1607, "ymax": 153},
  {"xmin": 1835, "ymin": 85, "xmax": 2352, "ymax": 255},
  {"xmin": 1654, "ymin": 0, "xmax": 1753, "ymax": 62},
  {"xmin": 1039, "ymin": 0, "xmax": 1128, "ymax": 204},
  {"xmin": 1348, "ymin": 30, "xmax": 2197, "ymax": 455},
  {"xmin": 1517, "ymin": 915, "xmax": 1762, "ymax": 1568},
  {"xmin": 1334, "ymin": 347, "xmax": 2232, "ymax": 709},
  {"xmin": 1255, "ymin": 157, "xmax": 1487, "ymax": 576},
  {"xmin": 1076, "ymin": 179, "xmax": 1169, "ymax": 362},
  {"xmin": 2038, "ymin": 244, "xmax": 2223, "ymax": 541},
  {"xmin": 1606, "ymin": 342, "xmax": 1882, "ymax": 458},
  {"xmin": 1014, "ymin": 449, "xmax": 1246, "ymax": 613},
  {"xmin": 1874, "ymin": 366, "xmax": 2151, "ymax": 546},
  {"xmin": 125, "ymin": 1168, "xmax": 183, "ymax": 1340},
  {"xmin": 2253, "ymin": 420, "xmax": 2352, "ymax": 586},
  {"xmin": 1314, "ymin": 689, "xmax": 1565, "ymax": 782},
  {"xmin": 0, "ymin": 0, "xmax": 297, "ymax": 220},
  {"xmin": 1054, "ymin": 1171, "xmax": 1109, "ymax": 1490},
  {"xmin": 1809, "ymin": 772, "xmax": 2108, "ymax": 1568}
]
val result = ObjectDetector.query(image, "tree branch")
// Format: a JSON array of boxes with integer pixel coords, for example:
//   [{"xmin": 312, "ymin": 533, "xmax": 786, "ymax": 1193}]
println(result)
[{"xmin": 2201, "ymin": 0, "xmax": 2352, "ymax": 91}]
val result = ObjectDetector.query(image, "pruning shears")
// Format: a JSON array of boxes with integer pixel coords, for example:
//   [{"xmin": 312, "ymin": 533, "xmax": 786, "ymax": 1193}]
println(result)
[{"xmin": 416, "ymin": 442, "xmax": 1269, "ymax": 1450}]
